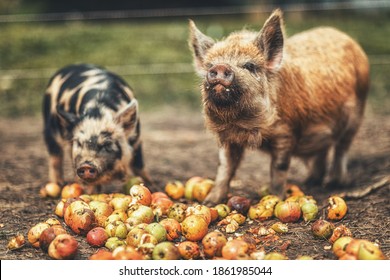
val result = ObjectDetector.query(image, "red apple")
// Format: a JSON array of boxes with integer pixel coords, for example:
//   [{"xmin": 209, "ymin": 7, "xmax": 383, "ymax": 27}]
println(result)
[
  {"xmin": 48, "ymin": 234, "xmax": 78, "ymax": 260},
  {"xmin": 86, "ymin": 227, "xmax": 109, "ymax": 247}
]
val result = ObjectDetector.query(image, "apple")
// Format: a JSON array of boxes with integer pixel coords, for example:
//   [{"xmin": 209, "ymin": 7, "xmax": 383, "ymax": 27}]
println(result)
[
  {"xmin": 129, "ymin": 184, "xmax": 152, "ymax": 206},
  {"xmin": 105, "ymin": 220, "xmax": 128, "ymax": 239},
  {"xmin": 214, "ymin": 204, "xmax": 231, "ymax": 219},
  {"xmin": 248, "ymin": 204, "xmax": 273, "ymax": 221},
  {"xmin": 151, "ymin": 197, "xmax": 173, "ymax": 216},
  {"xmin": 221, "ymin": 239, "xmax": 250, "ymax": 260},
  {"xmin": 177, "ymin": 241, "xmax": 200, "ymax": 260},
  {"xmin": 184, "ymin": 176, "xmax": 203, "ymax": 200},
  {"xmin": 64, "ymin": 200, "xmax": 96, "ymax": 235},
  {"xmin": 40, "ymin": 182, "xmax": 61, "ymax": 198},
  {"xmin": 301, "ymin": 202, "xmax": 318, "ymax": 222},
  {"xmin": 274, "ymin": 201, "xmax": 301, "ymax": 223},
  {"xmin": 327, "ymin": 196, "xmax": 348, "ymax": 221},
  {"xmin": 332, "ymin": 236, "xmax": 354, "ymax": 258},
  {"xmin": 126, "ymin": 228, "xmax": 148, "ymax": 248},
  {"xmin": 186, "ymin": 204, "xmax": 212, "ymax": 225},
  {"xmin": 145, "ymin": 222, "xmax": 167, "ymax": 243},
  {"xmin": 181, "ymin": 215, "xmax": 208, "ymax": 241},
  {"xmin": 165, "ymin": 180, "xmax": 185, "ymax": 200},
  {"xmin": 193, "ymin": 179, "xmax": 214, "ymax": 202},
  {"xmin": 48, "ymin": 234, "xmax": 78, "ymax": 259},
  {"xmin": 86, "ymin": 227, "xmax": 108, "ymax": 247},
  {"xmin": 39, "ymin": 225, "xmax": 67, "ymax": 252},
  {"xmin": 152, "ymin": 241, "xmax": 180, "ymax": 260},
  {"xmin": 61, "ymin": 183, "xmax": 84, "ymax": 199},
  {"xmin": 167, "ymin": 202, "xmax": 187, "ymax": 222},
  {"xmin": 202, "ymin": 231, "xmax": 227, "ymax": 258},
  {"xmin": 159, "ymin": 218, "xmax": 181, "ymax": 241},
  {"xmin": 227, "ymin": 196, "xmax": 251, "ymax": 215},
  {"xmin": 311, "ymin": 219, "xmax": 335, "ymax": 239},
  {"xmin": 112, "ymin": 245, "xmax": 144, "ymax": 260},
  {"xmin": 27, "ymin": 222, "xmax": 51, "ymax": 248},
  {"xmin": 89, "ymin": 248, "xmax": 114, "ymax": 260},
  {"xmin": 264, "ymin": 252, "xmax": 288, "ymax": 260},
  {"xmin": 105, "ymin": 237, "xmax": 125, "ymax": 251},
  {"xmin": 126, "ymin": 204, "xmax": 154, "ymax": 226}
]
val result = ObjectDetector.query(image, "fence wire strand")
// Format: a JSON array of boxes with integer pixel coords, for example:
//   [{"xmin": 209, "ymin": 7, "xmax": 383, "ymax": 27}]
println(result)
[
  {"xmin": 0, "ymin": 1, "xmax": 389, "ymax": 81},
  {"xmin": 0, "ymin": 1, "xmax": 389, "ymax": 23}
]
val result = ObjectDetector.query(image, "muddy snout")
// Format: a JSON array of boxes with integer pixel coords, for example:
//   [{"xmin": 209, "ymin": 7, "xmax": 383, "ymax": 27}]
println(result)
[
  {"xmin": 77, "ymin": 163, "xmax": 99, "ymax": 182},
  {"xmin": 207, "ymin": 64, "xmax": 234, "ymax": 93}
]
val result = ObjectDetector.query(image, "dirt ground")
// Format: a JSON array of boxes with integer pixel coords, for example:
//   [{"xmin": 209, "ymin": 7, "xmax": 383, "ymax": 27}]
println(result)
[{"xmin": 0, "ymin": 108, "xmax": 389, "ymax": 260}]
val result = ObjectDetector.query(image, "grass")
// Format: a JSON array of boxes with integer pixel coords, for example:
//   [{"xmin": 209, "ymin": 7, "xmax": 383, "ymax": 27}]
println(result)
[{"xmin": 0, "ymin": 10, "xmax": 389, "ymax": 117}]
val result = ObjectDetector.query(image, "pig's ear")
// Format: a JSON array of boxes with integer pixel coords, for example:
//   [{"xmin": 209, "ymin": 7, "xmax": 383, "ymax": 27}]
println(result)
[
  {"xmin": 188, "ymin": 20, "xmax": 215, "ymax": 74},
  {"xmin": 115, "ymin": 99, "xmax": 138, "ymax": 131},
  {"xmin": 57, "ymin": 105, "xmax": 79, "ymax": 126},
  {"xmin": 255, "ymin": 9, "xmax": 284, "ymax": 71}
]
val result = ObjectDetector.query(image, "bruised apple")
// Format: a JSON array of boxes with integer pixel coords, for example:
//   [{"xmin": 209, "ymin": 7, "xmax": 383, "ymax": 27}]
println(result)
[
  {"xmin": 129, "ymin": 184, "xmax": 152, "ymax": 206},
  {"xmin": 159, "ymin": 218, "xmax": 182, "ymax": 241},
  {"xmin": 39, "ymin": 225, "xmax": 67, "ymax": 252},
  {"xmin": 202, "ymin": 231, "xmax": 227, "ymax": 258},
  {"xmin": 177, "ymin": 241, "xmax": 200, "ymax": 260},
  {"xmin": 48, "ymin": 234, "xmax": 78, "ymax": 260},
  {"xmin": 327, "ymin": 196, "xmax": 348, "ymax": 221},
  {"xmin": 27, "ymin": 222, "xmax": 51, "ymax": 248},
  {"xmin": 311, "ymin": 219, "xmax": 335, "ymax": 239},
  {"xmin": 64, "ymin": 200, "xmax": 96, "ymax": 235},
  {"xmin": 186, "ymin": 204, "xmax": 212, "ymax": 225},
  {"xmin": 227, "ymin": 196, "xmax": 251, "ymax": 215},
  {"xmin": 167, "ymin": 203, "xmax": 187, "ymax": 222}
]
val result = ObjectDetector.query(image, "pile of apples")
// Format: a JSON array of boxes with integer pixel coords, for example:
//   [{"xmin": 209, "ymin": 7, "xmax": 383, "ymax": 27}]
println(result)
[{"xmin": 19, "ymin": 177, "xmax": 386, "ymax": 260}]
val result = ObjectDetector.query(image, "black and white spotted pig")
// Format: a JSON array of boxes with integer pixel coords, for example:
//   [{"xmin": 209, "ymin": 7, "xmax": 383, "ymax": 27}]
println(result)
[{"xmin": 43, "ymin": 64, "xmax": 153, "ymax": 192}]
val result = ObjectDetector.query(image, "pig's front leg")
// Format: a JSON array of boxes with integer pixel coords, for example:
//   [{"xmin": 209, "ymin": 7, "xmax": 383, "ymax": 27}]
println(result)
[
  {"xmin": 130, "ymin": 142, "xmax": 154, "ymax": 190},
  {"xmin": 48, "ymin": 154, "xmax": 64, "ymax": 185},
  {"xmin": 270, "ymin": 136, "xmax": 293, "ymax": 198},
  {"xmin": 203, "ymin": 143, "xmax": 245, "ymax": 206}
]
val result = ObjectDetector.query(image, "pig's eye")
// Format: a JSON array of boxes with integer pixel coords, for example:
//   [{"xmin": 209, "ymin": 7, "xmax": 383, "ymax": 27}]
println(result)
[
  {"xmin": 73, "ymin": 139, "xmax": 82, "ymax": 147},
  {"xmin": 101, "ymin": 141, "xmax": 113, "ymax": 152},
  {"xmin": 242, "ymin": 62, "xmax": 257, "ymax": 73}
]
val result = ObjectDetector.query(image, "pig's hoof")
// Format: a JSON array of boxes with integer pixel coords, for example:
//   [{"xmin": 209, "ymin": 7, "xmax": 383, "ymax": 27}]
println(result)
[
  {"xmin": 325, "ymin": 178, "xmax": 353, "ymax": 190},
  {"xmin": 203, "ymin": 191, "xmax": 227, "ymax": 207},
  {"xmin": 304, "ymin": 176, "xmax": 324, "ymax": 187}
]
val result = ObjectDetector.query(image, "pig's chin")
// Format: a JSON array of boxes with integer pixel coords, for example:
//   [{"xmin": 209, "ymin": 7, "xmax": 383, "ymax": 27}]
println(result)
[
  {"xmin": 204, "ymin": 83, "xmax": 239, "ymax": 107},
  {"xmin": 77, "ymin": 170, "xmax": 126, "ymax": 186},
  {"xmin": 77, "ymin": 175, "xmax": 101, "ymax": 185}
]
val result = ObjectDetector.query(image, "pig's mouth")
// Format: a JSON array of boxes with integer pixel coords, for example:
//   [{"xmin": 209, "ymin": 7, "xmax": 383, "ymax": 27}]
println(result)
[{"xmin": 204, "ymin": 82, "xmax": 240, "ymax": 107}]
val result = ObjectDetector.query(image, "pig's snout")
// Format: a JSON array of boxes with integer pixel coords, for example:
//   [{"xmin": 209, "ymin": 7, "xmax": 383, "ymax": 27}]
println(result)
[
  {"xmin": 207, "ymin": 64, "xmax": 234, "ymax": 87},
  {"xmin": 77, "ymin": 163, "xmax": 98, "ymax": 181}
]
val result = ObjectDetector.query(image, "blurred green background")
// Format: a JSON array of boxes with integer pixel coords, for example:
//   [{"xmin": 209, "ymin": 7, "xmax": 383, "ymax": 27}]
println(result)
[{"xmin": 0, "ymin": 0, "xmax": 389, "ymax": 117}]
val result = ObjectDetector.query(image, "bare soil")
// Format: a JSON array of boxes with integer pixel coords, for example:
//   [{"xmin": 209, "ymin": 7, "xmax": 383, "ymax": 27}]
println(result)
[{"xmin": 0, "ymin": 108, "xmax": 389, "ymax": 260}]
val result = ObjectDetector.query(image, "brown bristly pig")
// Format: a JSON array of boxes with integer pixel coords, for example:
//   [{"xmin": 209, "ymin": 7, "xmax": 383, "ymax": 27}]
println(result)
[{"xmin": 188, "ymin": 9, "xmax": 369, "ymax": 205}]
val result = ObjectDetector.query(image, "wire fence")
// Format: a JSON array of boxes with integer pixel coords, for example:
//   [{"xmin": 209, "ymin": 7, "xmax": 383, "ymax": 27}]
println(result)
[
  {"xmin": 0, "ymin": 1, "xmax": 389, "ymax": 81},
  {"xmin": 0, "ymin": 1, "xmax": 389, "ymax": 23},
  {"xmin": 0, "ymin": 55, "xmax": 389, "ymax": 82}
]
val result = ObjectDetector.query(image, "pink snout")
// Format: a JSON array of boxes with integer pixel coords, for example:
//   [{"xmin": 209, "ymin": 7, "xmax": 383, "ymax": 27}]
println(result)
[
  {"xmin": 207, "ymin": 64, "xmax": 235, "ymax": 88},
  {"xmin": 77, "ymin": 163, "xmax": 98, "ymax": 181}
]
